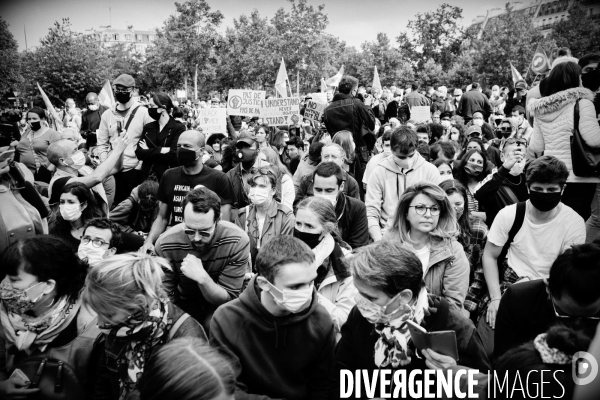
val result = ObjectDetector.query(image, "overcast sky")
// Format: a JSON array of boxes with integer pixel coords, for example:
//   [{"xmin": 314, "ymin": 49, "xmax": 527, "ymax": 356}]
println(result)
[{"xmin": 2, "ymin": 0, "xmax": 510, "ymax": 51}]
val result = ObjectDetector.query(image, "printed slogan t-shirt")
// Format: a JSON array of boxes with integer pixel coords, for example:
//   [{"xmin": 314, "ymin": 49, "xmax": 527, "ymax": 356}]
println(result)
[{"xmin": 157, "ymin": 166, "xmax": 235, "ymax": 225}]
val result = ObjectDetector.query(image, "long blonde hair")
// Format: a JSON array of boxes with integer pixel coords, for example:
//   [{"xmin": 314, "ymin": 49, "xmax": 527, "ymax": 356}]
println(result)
[
  {"xmin": 82, "ymin": 253, "xmax": 172, "ymax": 322},
  {"xmin": 385, "ymin": 182, "xmax": 458, "ymax": 244}
]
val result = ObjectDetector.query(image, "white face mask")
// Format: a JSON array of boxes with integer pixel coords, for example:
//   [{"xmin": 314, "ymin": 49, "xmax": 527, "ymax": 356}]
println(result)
[
  {"xmin": 355, "ymin": 292, "xmax": 405, "ymax": 325},
  {"xmin": 60, "ymin": 203, "xmax": 82, "ymax": 221},
  {"xmin": 441, "ymin": 120, "xmax": 451, "ymax": 128},
  {"xmin": 249, "ymin": 186, "xmax": 271, "ymax": 206},
  {"xmin": 394, "ymin": 153, "xmax": 415, "ymax": 170},
  {"xmin": 316, "ymin": 192, "xmax": 338, "ymax": 207},
  {"xmin": 267, "ymin": 281, "xmax": 313, "ymax": 313},
  {"xmin": 473, "ymin": 119, "xmax": 484, "ymax": 127},
  {"xmin": 78, "ymin": 243, "xmax": 110, "ymax": 267},
  {"xmin": 67, "ymin": 151, "xmax": 86, "ymax": 170},
  {"xmin": 450, "ymin": 133, "xmax": 459, "ymax": 142}
]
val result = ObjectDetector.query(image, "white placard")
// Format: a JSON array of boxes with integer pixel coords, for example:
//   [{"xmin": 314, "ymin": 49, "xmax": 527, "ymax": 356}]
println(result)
[
  {"xmin": 261, "ymin": 97, "xmax": 301, "ymax": 126},
  {"xmin": 196, "ymin": 108, "xmax": 227, "ymax": 134},
  {"xmin": 303, "ymin": 101, "xmax": 326, "ymax": 122},
  {"xmin": 227, "ymin": 89, "xmax": 265, "ymax": 116},
  {"xmin": 410, "ymin": 106, "xmax": 431, "ymax": 123}
]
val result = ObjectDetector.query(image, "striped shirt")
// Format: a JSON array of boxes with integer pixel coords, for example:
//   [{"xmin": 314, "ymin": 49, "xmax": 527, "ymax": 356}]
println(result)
[{"xmin": 155, "ymin": 221, "xmax": 250, "ymax": 304}]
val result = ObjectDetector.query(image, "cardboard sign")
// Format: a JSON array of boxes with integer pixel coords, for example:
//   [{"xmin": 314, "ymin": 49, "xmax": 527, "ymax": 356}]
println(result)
[
  {"xmin": 410, "ymin": 106, "xmax": 431, "ymax": 123},
  {"xmin": 176, "ymin": 90, "xmax": 186, "ymax": 99},
  {"xmin": 303, "ymin": 101, "xmax": 326, "ymax": 122},
  {"xmin": 227, "ymin": 89, "xmax": 265, "ymax": 116},
  {"xmin": 196, "ymin": 108, "xmax": 227, "ymax": 134},
  {"xmin": 261, "ymin": 97, "xmax": 301, "ymax": 126},
  {"xmin": 309, "ymin": 93, "xmax": 328, "ymax": 104}
]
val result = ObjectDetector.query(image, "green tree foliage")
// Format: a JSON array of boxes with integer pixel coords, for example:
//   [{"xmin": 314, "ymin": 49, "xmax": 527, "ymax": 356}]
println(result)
[
  {"xmin": 550, "ymin": 4, "xmax": 600, "ymax": 57},
  {"xmin": 0, "ymin": 17, "xmax": 20, "ymax": 99}
]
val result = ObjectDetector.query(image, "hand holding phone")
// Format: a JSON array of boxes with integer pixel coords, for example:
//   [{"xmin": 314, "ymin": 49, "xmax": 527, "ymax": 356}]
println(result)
[{"xmin": 407, "ymin": 320, "xmax": 459, "ymax": 361}]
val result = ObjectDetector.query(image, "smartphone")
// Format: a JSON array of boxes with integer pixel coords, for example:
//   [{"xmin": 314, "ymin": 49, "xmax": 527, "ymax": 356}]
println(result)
[
  {"xmin": 9, "ymin": 368, "xmax": 30, "ymax": 388},
  {"xmin": 407, "ymin": 320, "xmax": 459, "ymax": 361},
  {"xmin": 117, "ymin": 120, "xmax": 123, "ymax": 134}
]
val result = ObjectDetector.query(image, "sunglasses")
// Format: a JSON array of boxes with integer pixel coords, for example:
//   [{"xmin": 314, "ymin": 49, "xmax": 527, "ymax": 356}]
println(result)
[{"xmin": 184, "ymin": 225, "xmax": 215, "ymax": 238}]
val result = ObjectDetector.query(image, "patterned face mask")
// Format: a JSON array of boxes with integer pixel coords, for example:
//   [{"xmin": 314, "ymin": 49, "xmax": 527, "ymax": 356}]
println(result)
[
  {"xmin": 0, "ymin": 278, "xmax": 44, "ymax": 315},
  {"xmin": 355, "ymin": 292, "xmax": 407, "ymax": 325}
]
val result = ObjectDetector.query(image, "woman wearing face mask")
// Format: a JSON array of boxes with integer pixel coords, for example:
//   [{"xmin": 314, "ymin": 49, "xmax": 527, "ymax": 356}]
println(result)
[
  {"xmin": 0, "ymin": 235, "xmax": 103, "ymax": 399},
  {"xmin": 440, "ymin": 180, "xmax": 488, "ymax": 286},
  {"xmin": 448, "ymin": 123, "xmax": 466, "ymax": 148},
  {"xmin": 270, "ymin": 130, "xmax": 291, "ymax": 167},
  {"xmin": 255, "ymin": 125, "xmax": 272, "ymax": 150},
  {"xmin": 454, "ymin": 149, "xmax": 490, "ymax": 222},
  {"xmin": 433, "ymin": 158, "xmax": 454, "ymax": 182},
  {"xmin": 235, "ymin": 167, "xmax": 294, "ymax": 267},
  {"xmin": 335, "ymin": 240, "xmax": 489, "ymax": 389},
  {"xmin": 385, "ymin": 182, "xmax": 469, "ymax": 310},
  {"xmin": 205, "ymin": 133, "xmax": 226, "ymax": 165},
  {"xmin": 82, "ymin": 253, "xmax": 207, "ymax": 400},
  {"xmin": 457, "ymin": 137, "xmax": 501, "ymax": 169},
  {"xmin": 294, "ymin": 196, "xmax": 355, "ymax": 335},
  {"xmin": 136, "ymin": 92, "xmax": 186, "ymax": 181},
  {"xmin": 258, "ymin": 147, "xmax": 295, "ymax": 210},
  {"xmin": 49, "ymin": 182, "xmax": 103, "ymax": 252},
  {"xmin": 15, "ymin": 107, "xmax": 60, "ymax": 182}
]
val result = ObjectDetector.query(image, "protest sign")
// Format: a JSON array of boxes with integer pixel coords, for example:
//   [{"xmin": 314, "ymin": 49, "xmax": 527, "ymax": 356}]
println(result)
[
  {"xmin": 196, "ymin": 108, "xmax": 227, "ymax": 134},
  {"xmin": 176, "ymin": 90, "xmax": 186, "ymax": 99},
  {"xmin": 410, "ymin": 106, "xmax": 431, "ymax": 123},
  {"xmin": 261, "ymin": 97, "xmax": 301, "ymax": 126},
  {"xmin": 227, "ymin": 89, "xmax": 265, "ymax": 116},
  {"xmin": 303, "ymin": 101, "xmax": 326, "ymax": 122},
  {"xmin": 309, "ymin": 93, "xmax": 328, "ymax": 104}
]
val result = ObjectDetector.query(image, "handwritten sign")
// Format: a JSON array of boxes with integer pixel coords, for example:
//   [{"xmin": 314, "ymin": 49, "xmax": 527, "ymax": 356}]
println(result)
[
  {"xmin": 309, "ymin": 93, "xmax": 328, "ymax": 104},
  {"xmin": 227, "ymin": 89, "xmax": 265, "ymax": 116},
  {"xmin": 303, "ymin": 101, "xmax": 326, "ymax": 122},
  {"xmin": 196, "ymin": 108, "xmax": 227, "ymax": 134},
  {"xmin": 261, "ymin": 97, "xmax": 301, "ymax": 126},
  {"xmin": 410, "ymin": 106, "xmax": 431, "ymax": 123}
]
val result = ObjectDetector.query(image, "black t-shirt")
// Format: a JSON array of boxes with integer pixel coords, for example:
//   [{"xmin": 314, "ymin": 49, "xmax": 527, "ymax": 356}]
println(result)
[{"xmin": 157, "ymin": 166, "xmax": 235, "ymax": 225}]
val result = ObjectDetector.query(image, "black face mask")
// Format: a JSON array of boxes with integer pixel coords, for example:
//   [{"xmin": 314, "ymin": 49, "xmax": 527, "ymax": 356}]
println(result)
[
  {"xmin": 30, "ymin": 121, "xmax": 41, "ymax": 131},
  {"xmin": 148, "ymin": 108, "xmax": 162, "ymax": 121},
  {"xmin": 238, "ymin": 148, "xmax": 257, "ymax": 164},
  {"xmin": 177, "ymin": 148, "xmax": 199, "ymax": 166},
  {"xmin": 115, "ymin": 91, "xmax": 132, "ymax": 105},
  {"xmin": 294, "ymin": 228, "xmax": 322, "ymax": 249},
  {"xmin": 529, "ymin": 190, "xmax": 562, "ymax": 212},
  {"xmin": 582, "ymin": 70, "xmax": 600, "ymax": 92}
]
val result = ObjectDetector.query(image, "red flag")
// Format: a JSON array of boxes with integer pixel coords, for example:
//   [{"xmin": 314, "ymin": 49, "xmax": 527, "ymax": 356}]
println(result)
[{"xmin": 531, "ymin": 43, "xmax": 551, "ymax": 75}]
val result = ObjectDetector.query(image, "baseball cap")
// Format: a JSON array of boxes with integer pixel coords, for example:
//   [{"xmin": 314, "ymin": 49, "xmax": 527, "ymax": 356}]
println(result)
[
  {"xmin": 465, "ymin": 125, "xmax": 482, "ymax": 137},
  {"xmin": 236, "ymin": 131, "xmax": 257, "ymax": 146},
  {"xmin": 113, "ymin": 74, "xmax": 135, "ymax": 88},
  {"xmin": 515, "ymin": 80, "xmax": 528, "ymax": 90}
]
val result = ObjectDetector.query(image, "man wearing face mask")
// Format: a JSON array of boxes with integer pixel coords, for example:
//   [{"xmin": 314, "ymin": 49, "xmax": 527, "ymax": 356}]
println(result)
[
  {"xmin": 385, "ymin": 89, "xmax": 411, "ymax": 124},
  {"xmin": 96, "ymin": 74, "xmax": 155, "ymax": 206},
  {"xmin": 510, "ymin": 106, "xmax": 533, "ymax": 141},
  {"xmin": 480, "ymin": 156, "xmax": 585, "ymax": 338},
  {"xmin": 47, "ymin": 135, "xmax": 128, "ymax": 214},
  {"xmin": 312, "ymin": 162, "xmax": 368, "ymax": 249},
  {"xmin": 210, "ymin": 235, "xmax": 336, "ymax": 400},
  {"xmin": 156, "ymin": 187, "xmax": 249, "ymax": 331},
  {"xmin": 470, "ymin": 111, "xmax": 495, "ymax": 141},
  {"xmin": 503, "ymin": 80, "xmax": 528, "ymax": 116},
  {"xmin": 579, "ymin": 53, "xmax": 600, "ymax": 116},
  {"xmin": 141, "ymin": 130, "xmax": 234, "ymax": 255},
  {"xmin": 365, "ymin": 127, "xmax": 441, "ymax": 241},
  {"xmin": 77, "ymin": 218, "xmax": 120, "ymax": 267}
]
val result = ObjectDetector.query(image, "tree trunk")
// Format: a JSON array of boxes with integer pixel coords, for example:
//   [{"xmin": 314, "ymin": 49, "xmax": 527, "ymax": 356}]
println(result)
[
  {"xmin": 194, "ymin": 64, "xmax": 198, "ymax": 101},
  {"xmin": 184, "ymin": 75, "xmax": 188, "ymax": 100}
]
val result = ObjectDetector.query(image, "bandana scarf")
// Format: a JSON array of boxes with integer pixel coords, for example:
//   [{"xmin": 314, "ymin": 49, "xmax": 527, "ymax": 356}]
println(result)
[
  {"xmin": 110, "ymin": 299, "xmax": 171, "ymax": 400},
  {"xmin": 0, "ymin": 297, "xmax": 79, "ymax": 356},
  {"xmin": 373, "ymin": 288, "xmax": 429, "ymax": 368}
]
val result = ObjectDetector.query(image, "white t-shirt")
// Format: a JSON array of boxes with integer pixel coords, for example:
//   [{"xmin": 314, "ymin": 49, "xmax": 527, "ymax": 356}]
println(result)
[
  {"xmin": 408, "ymin": 243, "xmax": 431, "ymax": 276},
  {"xmin": 487, "ymin": 201, "xmax": 585, "ymax": 279}
]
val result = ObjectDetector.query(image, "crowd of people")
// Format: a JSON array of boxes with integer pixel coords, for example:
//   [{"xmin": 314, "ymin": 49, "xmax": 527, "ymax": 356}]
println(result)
[{"xmin": 0, "ymin": 47, "xmax": 599, "ymax": 399}]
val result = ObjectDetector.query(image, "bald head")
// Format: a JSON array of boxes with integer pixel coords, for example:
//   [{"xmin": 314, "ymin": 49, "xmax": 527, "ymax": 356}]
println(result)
[
  {"xmin": 47, "ymin": 139, "xmax": 77, "ymax": 166},
  {"xmin": 86, "ymin": 93, "xmax": 98, "ymax": 102},
  {"xmin": 178, "ymin": 130, "xmax": 206, "ymax": 149},
  {"xmin": 61, "ymin": 128, "xmax": 81, "ymax": 142}
]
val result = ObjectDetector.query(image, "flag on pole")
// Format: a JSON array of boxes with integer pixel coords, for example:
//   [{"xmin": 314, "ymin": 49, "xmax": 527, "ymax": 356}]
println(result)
[
  {"xmin": 320, "ymin": 78, "xmax": 327, "ymax": 93},
  {"xmin": 36, "ymin": 83, "xmax": 63, "ymax": 131},
  {"xmin": 275, "ymin": 58, "xmax": 291, "ymax": 98},
  {"xmin": 372, "ymin": 66, "xmax": 382, "ymax": 92},
  {"xmin": 325, "ymin": 65, "xmax": 344, "ymax": 87},
  {"xmin": 510, "ymin": 62, "xmax": 524, "ymax": 84},
  {"xmin": 531, "ymin": 44, "xmax": 551, "ymax": 76},
  {"xmin": 98, "ymin": 80, "xmax": 115, "ymax": 108}
]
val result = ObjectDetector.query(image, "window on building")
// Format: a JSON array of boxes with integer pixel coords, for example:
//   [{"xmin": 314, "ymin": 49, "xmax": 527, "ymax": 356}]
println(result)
[
  {"xmin": 125, "ymin": 34, "xmax": 131, "ymax": 41},
  {"xmin": 112, "ymin": 34, "xmax": 119, "ymax": 41},
  {"xmin": 137, "ymin": 34, "xmax": 142, "ymax": 42}
]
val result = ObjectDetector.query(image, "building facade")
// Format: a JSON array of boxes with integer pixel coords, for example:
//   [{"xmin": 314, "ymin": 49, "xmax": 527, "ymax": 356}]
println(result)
[{"xmin": 84, "ymin": 26, "xmax": 156, "ymax": 54}]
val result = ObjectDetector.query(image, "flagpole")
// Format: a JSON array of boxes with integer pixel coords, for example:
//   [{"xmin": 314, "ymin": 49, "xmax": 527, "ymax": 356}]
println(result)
[{"xmin": 24, "ymin": 24, "xmax": 28, "ymax": 51}]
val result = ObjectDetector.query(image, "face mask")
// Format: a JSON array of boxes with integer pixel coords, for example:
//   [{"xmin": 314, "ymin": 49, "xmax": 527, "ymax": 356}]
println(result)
[
  {"xmin": 441, "ymin": 120, "xmax": 451, "ymax": 128},
  {"xmin": 394, "ymin": 154, "xmax": 415, "ymax": 170},
  {"xmin": 316, "ymin": 192, "xmax": 337, "ymax": 207},
  {"xmin": 266, "ymin": 280, "xmax": 313, "ymax": 313},
  {"xmin": 355, "ymin": 292, "xmax": 405, "ymax": 325},
  {"xmin": 492, "ymin": 90, "xmax": 500, "ymax": 97},
  {"xmin": 0, "ymin": 278, "xmax": 45, "ymax": 315},
  {"xmin": 66, "ymin": 151, "xmax": 86, "ymax": 170},
  {"xmin": 238, "ymin": 148, "xmax": 257, "ymax": 164},
  {"xmin": 212, "ymin": 144, "xmax": 221, "ymax": 152},
  {"xmin": 383, "ymin": 147, "xmax": 392, "ymax": 156},
  {"xmin": 472, "ymin": 119, "xmax": 484, "ymax": 127},
  {"xmin": 177, "ymin": 148, "xmax": 199, "ymax": 166},
  {"xmin": 529, "ymin": 190, "xmax": 562, "ymax": 212},
  {"xmin": 148, "ymin": 108, "xmax": 162, "ymax": 121},
  {"xmin": 450, "ymin": 133, "xmax": 459, "ymax": 141},
  {"xmin": 455, "ymin": 206, "xmax": 464, "ymax": 219},
  {"xmin": 78, "ymin": 243, "xmax": 110, "ymax": 267},
  {"xmin": 115, "ymin": 91, "xmax": 132, "ymax": 104},
  {"xmin": 294, "ymin": 228, "xmax": 322, "ymax": 249},
  {"xmin": 60, "ymin": 203, "xmax": 83, "ymax": 221},
  {"xmin": 30, "ymin": 121, "xmax": 41, "ymax": 131},
  {"xmin": 249, "ymin": 186, "xmax": 271, "ymax": 206},
  {"xmin": 582, "ymin": 70, "xmax": 600, "ymax": 92},
  {"xmin": 88, "ymin": 104, "xmax": 99, "ymax": 111},
  {"xmin": 464, "ymin": 162, "xmax": 483, "ymax": 176},
  {"xmin": 509, "ymin": 159, "xmax": 525, "ymax": 176}
]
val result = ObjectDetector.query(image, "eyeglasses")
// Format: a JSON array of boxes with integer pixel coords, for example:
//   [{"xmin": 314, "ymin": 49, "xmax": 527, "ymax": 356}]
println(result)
[
  {"xmin": 551, "ymin": 295, "xmax": 600, "ymax": 320},
  {"xmin": 409, "ymin": 204, "xmax": 441, "ymax": 216},
  {"xmin": 98, "ymin": 310, "xmax": 145, "ymax": 330},
  {"xmin": 81, "ymin": 236, "xmax": 110, "ymax": 248},
  {"xmin": 114, "ymin": 88, "xmax": 133, "ymax": 94},
  {"xmin": 184, "ymin": 225, "xmax": 216, "ymax": 238},
  {"xmin": 498, "ymin": 127, "xmax": 512, "ymax": 132},
  {"xmin": 504, "ymin": 138, "xmax": 528, "ymax": 146}
]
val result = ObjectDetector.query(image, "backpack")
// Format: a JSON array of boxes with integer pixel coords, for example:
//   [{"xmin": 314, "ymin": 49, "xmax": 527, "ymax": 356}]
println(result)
[
  {"xmin": 497, "ymin": 201, "xmax": 526, "ymax": 270},
  {"xmin": 14, "ymin": 316, "xmax": 101, "ymax": 400},
  {"xmin": 0, "ymin": 184, "xmax": 44, "ymax": 254}
]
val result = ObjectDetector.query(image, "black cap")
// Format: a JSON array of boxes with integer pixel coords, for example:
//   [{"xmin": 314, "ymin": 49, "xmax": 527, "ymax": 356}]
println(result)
[{"xmin": 308, "ymin": 141, "xmax": 325, "ymax": 162}]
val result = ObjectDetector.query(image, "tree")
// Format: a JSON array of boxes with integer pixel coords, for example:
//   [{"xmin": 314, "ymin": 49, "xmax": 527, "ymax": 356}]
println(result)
[
  {"xmin": 354, "ymin": 33, "xmax": 414, "ymax": 87},
  {"xmin": 550, "ymin": 4, "xmax": 600, "ymax": 57},
  {"xmin": 0, "ymin": 17, "xmax": 21, "ymax": 101}
]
